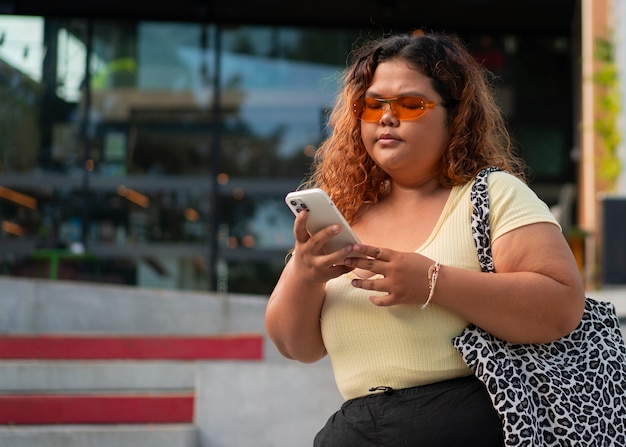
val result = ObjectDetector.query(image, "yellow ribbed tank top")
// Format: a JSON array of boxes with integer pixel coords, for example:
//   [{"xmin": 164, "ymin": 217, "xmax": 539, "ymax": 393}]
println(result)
[{"xmin": 321, "ymin": 172, "xmax": 559, "ymax": 400}]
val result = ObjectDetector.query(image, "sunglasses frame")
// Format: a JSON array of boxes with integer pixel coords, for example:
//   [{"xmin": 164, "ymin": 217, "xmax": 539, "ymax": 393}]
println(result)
[{"xmin": 352, "ymin": 96, "xmax": 440, "ymax": 122}]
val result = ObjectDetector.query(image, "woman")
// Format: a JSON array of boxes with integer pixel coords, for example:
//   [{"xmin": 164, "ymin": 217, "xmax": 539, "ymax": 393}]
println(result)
[{"xmin": 265, "ymin": 30, "xmax": 585, "ymax": 446}]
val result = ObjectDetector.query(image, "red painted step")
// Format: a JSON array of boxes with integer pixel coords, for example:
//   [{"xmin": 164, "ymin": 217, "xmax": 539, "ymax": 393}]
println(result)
[
  {"xmin": 0, "ymin": 333, "xmax": 263, "ymax": 360},
  {"xmin": 0, "ymin": 393, "xmax": 194, "ymax": 425}
]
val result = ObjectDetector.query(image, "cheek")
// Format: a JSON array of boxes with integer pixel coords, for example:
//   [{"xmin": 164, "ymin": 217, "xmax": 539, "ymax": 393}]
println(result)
[
  {"xmin": 360, "ymin": 122, "xmax": 377, "ymax": 146},
  {"xmin": 433, "ymin": 125, "xmax": 451, "ymax": 152},
  {"xmin": 359, "ymin": 121, "xmax": 368, "ymax": 137}
]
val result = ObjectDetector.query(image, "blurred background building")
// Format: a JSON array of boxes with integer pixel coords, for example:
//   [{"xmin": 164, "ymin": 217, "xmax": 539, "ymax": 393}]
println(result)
[{"xmin": 0, "ymin": 0, "xmax": 623, "ymax": 294}]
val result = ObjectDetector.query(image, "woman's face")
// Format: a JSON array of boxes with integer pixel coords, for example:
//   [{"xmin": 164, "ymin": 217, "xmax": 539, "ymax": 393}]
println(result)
[{"xmin": 360, "ymin": 59, "xmax": 450, "ymax": 186}]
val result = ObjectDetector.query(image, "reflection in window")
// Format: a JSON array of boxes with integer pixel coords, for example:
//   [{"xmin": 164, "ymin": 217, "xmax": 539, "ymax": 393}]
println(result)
[{"xmin": 0, "ymin": 18, "xmax": 574, "ymax": 295}]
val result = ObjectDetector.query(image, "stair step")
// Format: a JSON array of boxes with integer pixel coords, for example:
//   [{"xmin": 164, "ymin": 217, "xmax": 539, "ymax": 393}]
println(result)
[
  {"xmin": 0, "ymin": 361, "xmax": 194, "ymax": 392},
  {"xmin": 0, "ymin": 393, "xmax": 194, "ymax": 425},
  {"xmin": 0, "ymin": 424, "xmax": 198, "ymax": 447},
  {"xmin": 0, "ymin": 333, "xmax": 263, "ymax": 360},
  {"xmin": 0, "ymin": 277, "xmax": 267, "ymax": 335}
]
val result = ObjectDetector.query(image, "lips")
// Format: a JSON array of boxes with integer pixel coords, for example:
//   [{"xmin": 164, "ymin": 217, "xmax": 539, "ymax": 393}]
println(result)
[{"xmin": 378, "ymin": 133, "xmax": 398, "ymax": 142}]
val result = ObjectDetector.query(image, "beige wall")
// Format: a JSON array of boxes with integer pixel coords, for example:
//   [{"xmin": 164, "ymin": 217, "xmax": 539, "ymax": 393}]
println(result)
[{"xmin": 580, "ymin": 0, "xmax": 613, "ymax": 289}]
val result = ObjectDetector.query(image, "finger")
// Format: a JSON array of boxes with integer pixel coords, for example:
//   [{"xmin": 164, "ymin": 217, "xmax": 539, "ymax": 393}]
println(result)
[
  {"xmin": 351, "ymin": 278, "xmax": 393, "ymax": 305},
  {"xmin": 344, "ymin": 246, "xmax": 388, "ymax": 271},
  {"xmin": 344, "ymin": 255, "xmax": 380, "ymax": 272},
  {"xmin": 369, "ymin": 293, "xmax": 394, "ymax": 307},
  {"xmin": 350, "ymin": 244, "xmax": 389, "ymax": 261},
  {"xmin": 351, "ymin": 277, "xmax": 385, "ymax": 292},
  {"xmin": 293, "ymin": 209, "xmax": 311, "ymax": 242},
  {"xmin": 352, "ymin": 275, "xmax": 395, "ymax": 299},
  {"xmin": 329, "ymin": 264, "xmax": 353, "ymax": 277}
]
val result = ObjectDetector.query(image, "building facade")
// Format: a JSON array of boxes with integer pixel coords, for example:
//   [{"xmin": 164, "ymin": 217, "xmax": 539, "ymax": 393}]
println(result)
[{"xmin": 1, "ymin": 1, "xmax": 615, "ymax": 295}]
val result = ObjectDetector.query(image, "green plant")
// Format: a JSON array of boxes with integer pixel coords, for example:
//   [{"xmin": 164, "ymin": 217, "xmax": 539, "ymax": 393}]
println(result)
[{"xmin": 594, "ymin": 36, "xmax": 622, "ymax": 192}]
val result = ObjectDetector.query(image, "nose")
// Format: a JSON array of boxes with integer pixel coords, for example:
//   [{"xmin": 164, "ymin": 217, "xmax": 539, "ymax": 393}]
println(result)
[{"xmin": 380, "ymin": 100, "xmax": 397, "ymax": 124}]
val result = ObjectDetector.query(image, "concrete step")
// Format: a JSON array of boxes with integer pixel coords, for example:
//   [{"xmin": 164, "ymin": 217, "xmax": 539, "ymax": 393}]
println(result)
[
  {"xmin": 0, "ymin": 392, "xmax": 194, "ymax": 425},
  {"xmin": 0, "ymin": 424, "xmax": 198, "ymax": 447},
  {"xmin": 0, "ymin": 333, "xmax": 263, "ymax": 426},
  {"xmin": 0, "ymin": 333, "xmax": 263, "ymax": 360},
  {"xmin": 0, "ymin": 394, "xmax": 195, "ymax": 425},
  {"xmin": 0, "ymin": 277, "xmax": 267, "ymax": 335},
  {"xmin": 0, "ymin": 360, "xmax": 194, "ymax": 392},
  {"xmin": 0, "ymin": 333, "xmax": 262, "ymax": 428},
  {"xmin": 0, "ymin": 277, "xmax": 343, "ymax": 447}
]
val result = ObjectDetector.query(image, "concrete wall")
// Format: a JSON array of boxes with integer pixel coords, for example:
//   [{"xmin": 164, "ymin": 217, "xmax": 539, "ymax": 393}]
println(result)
[
  {"xmin": 195, "ymin": 362, "xmax": 342, "ymax": 447},
  {"xmin": 0, "ymin": 277, "xmax": 344, "ymax": 447},
  {"xmin": 3, "ymin": 276, "xmax": 625, "ymax": 447}
]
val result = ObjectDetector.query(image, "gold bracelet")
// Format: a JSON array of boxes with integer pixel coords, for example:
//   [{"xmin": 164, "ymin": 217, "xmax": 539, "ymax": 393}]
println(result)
[{"xmin": 421, "ymin": 261, "xmax": 441, "ymax": 310}]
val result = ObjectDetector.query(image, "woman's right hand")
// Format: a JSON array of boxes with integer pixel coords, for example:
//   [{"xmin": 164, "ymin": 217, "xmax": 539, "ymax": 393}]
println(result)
[{"xmin": 290, "ymin": 209, "xmax": 356, "ymax": 284}]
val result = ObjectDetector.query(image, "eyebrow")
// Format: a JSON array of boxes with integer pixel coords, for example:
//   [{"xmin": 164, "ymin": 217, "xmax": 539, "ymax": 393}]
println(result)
[{"xmin": 364, "ymin": 92, "xmax": 427, "ymax": 98}]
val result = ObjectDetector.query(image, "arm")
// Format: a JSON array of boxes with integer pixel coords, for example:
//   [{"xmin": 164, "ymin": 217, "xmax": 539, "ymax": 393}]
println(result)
[
  {"xmin": 265, "ymin": 260, "xmax": 326, "ymax": 363},
  {"xmin": 265, "ymin": 209, "xmax": 355, "ymax": 362},
  {"xmin": 347, "ymin": 222, "xmax": 585, "ymax": 344},
  {"xmin": 435, "ymin": 222, "xmax": 585, "ymax": 343}
]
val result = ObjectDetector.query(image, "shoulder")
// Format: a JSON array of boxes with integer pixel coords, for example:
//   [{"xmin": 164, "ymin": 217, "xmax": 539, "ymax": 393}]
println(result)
[
  {"xmin": 486, "ymin": 171, "xmax": 539, "ymax": 202},
  {"xmin": 466, "ymin": 169, "xmax": 534, "ymax": 207},
  {"xmin": 485, "ymin": 171, "xmax": 560, "ymax": 237},
  {"xmin": 487, "ymin": 170, "xmax": 527, "ymax": 188}
]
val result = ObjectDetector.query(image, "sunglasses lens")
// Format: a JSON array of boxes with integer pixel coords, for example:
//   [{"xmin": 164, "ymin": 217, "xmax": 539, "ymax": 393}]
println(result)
[
  {"xmin": 395, "ymin": 97, "xmax": 428, "ymax": 120},
  {"xmin": 353, "ymin": 97, "xmax": 431, "ymax": 122}
]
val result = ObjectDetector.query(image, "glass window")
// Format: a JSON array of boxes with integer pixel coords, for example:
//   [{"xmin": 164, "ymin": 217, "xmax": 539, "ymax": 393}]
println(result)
[
  {"xmin": 0, "ymin": 18, "xmax": 363, "ymax": 294},
  {"xmin": 0, "ymin": 17, "xmax": 574, "ymax": 295}
]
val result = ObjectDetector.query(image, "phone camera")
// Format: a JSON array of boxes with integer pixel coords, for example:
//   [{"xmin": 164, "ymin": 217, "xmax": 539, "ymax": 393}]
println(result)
[{"xmin": 290, "ymin": 200, "xmax": 298, "ymax": 206}]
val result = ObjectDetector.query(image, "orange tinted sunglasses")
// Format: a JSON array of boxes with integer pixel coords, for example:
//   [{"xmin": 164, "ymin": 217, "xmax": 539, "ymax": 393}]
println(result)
[{"xmin": 352, "ymin": 96, "xmax": 441, "ymax": 122}]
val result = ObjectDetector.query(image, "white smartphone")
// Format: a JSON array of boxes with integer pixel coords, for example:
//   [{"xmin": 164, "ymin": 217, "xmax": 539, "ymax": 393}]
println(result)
[{"xmin": 285, "ymin": 188, "xmax": 364, "ymax": 256}]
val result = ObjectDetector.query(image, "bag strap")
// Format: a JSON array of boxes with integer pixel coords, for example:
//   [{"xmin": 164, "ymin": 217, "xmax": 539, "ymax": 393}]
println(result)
[{"xmin": 470, "ymin": 166, "xmax": 501, "ymax": 273}]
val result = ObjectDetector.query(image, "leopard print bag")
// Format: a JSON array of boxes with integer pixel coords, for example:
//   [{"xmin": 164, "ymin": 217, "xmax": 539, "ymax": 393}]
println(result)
[{"xmin": 452, "ymin": 167, "xmax": 626, "ymax": 447}]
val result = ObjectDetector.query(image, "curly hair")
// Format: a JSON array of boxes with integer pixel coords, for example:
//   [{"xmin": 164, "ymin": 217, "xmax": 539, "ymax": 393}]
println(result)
[{"xmin": 302, "ymin": 30, "xmax": 526, "ymax": 224}]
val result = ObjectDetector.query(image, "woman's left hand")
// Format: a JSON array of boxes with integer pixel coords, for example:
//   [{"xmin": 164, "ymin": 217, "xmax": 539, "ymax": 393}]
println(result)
[{"xmin": 345, "ymin": 244, "xmax": 433, "ymax": 307}]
